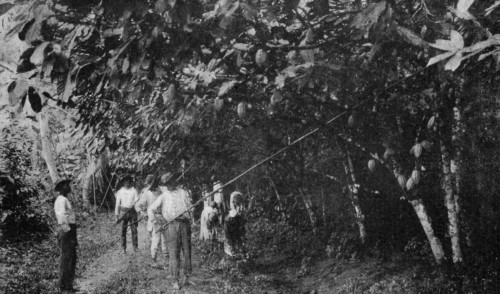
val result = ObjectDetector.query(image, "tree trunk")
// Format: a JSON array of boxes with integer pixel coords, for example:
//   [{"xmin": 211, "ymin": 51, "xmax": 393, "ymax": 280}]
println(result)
[
  {"xmin": 343, "ymin": 150, "xmax": 367, "ymax": 244},
  {"xmin": 441, "ymin": 140, "xmax": 463, "ymax": 263},
  {"xmin": 299, "ymin": 188, "xmax": 318, "ymax": 235},
  {"xmin": 82, "ymin": 152, "xmax": 103, "ymax": 208},
  {"xmin": 37, "ymin": 109, "xmax": 60, "ymax": 184},
  {"xmin": 409, "ymin": 198, "xmax": 445, "ymax": 265}
]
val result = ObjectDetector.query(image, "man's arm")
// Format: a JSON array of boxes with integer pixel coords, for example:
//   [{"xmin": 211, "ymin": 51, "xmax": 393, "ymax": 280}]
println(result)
[
  {"xmin": 115, "ymin": 191, "xmax": 121, "ymax": 217},
  {"xmin": 147, "ymin": 195, "xmax": 163, "ymax": 223},
  {"xmin": 135, "ymin": 190, "xmax": 146, "ymax": 213}
]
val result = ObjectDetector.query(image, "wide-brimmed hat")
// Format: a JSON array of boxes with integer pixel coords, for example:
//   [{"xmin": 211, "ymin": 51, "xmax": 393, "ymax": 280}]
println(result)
[
  {"xmin": 160, "ymin": 172, "xmax": 174, "ymax": 184},
  {"xmin": 54, "ymin": 178, "xmax": 71, "ymax": 191}
]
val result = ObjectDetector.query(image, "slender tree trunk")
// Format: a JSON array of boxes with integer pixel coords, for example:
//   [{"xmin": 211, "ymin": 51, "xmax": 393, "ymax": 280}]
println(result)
[
  {"xmin": 37, "ymin": 109, "xmax": 60, "ymax": 183},
  {"xmin": 441, "ymin": 137, "xmax": 463, "ymax": 263},
  {"xmin": 299, "ymin": 188, "xmax": 318, "ymax": 235},
  {"xmin": 409, "ymin": 198, "xmax": 445, "ymax": 264},
  {"xmin": 389, "ymin": 157, "xmax": 445, "ymax": 265},
  {"xmin": 82, "ymin": 153, "xmax": 103, "ymax": 208},
  {"xmin": 343, "ymin": 150, "xmax": 367, "ymax": 244}
]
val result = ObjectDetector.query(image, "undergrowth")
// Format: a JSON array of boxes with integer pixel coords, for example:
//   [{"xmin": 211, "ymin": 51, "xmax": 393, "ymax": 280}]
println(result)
[{"xmin": 1, "ymin": 213, "xmax": 117, "ymax": 294}]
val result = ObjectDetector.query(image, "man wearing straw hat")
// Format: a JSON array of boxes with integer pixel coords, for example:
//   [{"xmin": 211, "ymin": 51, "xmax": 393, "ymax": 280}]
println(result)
[
  {"xmin": 137, "ymin": 174, "xmax": 167, "ymax": 268},
  {"xmin": 148, "ymin": 172, "xmax": 193, "ymax": 290},
  {"xmin": 54, "ymin": 178, "xmax": 79, "ymax": 294}
]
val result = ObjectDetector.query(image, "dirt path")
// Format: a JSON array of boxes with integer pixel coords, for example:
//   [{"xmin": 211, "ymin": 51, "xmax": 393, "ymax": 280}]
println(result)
[
  {"xmin": 76, "ymin": 221, "xmax": 150, "ymax": 293},
  {"xmin": 75, "ymin": 222, "xmax": 222, "ymax": 294}
]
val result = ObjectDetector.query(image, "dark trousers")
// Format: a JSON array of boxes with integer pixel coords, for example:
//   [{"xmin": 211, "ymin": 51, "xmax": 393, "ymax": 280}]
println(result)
[
  {"xmin": 58, "ymin": 224, "xmax": 77, "ymax": 291},
  {"xmin": 167, "ymin": 220, "xmax": 192, "ymax": 280},
  {"xmin": 120, "ymin": 207, "xmax": 138, "ymax": 250}
]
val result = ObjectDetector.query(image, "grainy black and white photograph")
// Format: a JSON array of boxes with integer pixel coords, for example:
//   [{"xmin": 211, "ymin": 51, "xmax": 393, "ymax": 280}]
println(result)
[{"xmin": 0, "ymin": 0, "xmax": 499, "ymax": 293}]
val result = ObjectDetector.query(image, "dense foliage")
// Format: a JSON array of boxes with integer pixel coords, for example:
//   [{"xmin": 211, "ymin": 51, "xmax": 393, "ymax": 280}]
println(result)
[{"xmin": 1, "ymin": 2, "xmax": 500, "ymax": 291}]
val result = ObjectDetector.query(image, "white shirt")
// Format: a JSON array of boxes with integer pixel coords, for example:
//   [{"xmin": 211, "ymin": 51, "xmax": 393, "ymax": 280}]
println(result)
[
  {"xmin": 54, "ymin": 195, "xmax": 76, "ymax": 230},
  {"xmin": 148, "ymin": 188, "xmax": 191, "ymax": 223},
  {"xmin": 136, "ymin": 188, "xmax": 157, "ymax": 213},
  {"xmin": 213, "ymin": 181, "xmax": 223, "ymax": 204},
  {"xmin": 115, "ymin": 187, "xmax": 139, "ymax": 215}
]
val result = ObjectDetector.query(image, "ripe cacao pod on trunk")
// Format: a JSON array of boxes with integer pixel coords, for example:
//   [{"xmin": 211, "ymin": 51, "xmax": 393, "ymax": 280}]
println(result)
[
  {"xmin": 406, "ymin": 177, "xmax": 415, "ymax": 190},
  {"xmin": 411, "ymin": 169, "xmax": 420, "ymax": 184}
]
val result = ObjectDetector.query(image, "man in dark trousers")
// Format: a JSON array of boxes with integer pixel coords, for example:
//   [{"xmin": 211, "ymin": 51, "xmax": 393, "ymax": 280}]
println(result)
[
  {"xmin": 54, "ymin": 178, "xmax": 79, "ymax": 294},
  {"xmin": 115, "ymin": 175, "xmax": 140, "ymax": 253},
  {"xmin": 148, "ymin": 172, "xmax": 193, "ymax": 290}
]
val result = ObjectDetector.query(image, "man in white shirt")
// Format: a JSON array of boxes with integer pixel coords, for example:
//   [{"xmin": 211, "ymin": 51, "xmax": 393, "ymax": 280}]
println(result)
[
  {"xmin": 148, "ymin": 172, "xmax": 192, "ymax": 290},
  {"xmin": 53, "ymin": 178, "xmax": 78, "ymax": 294},
  {"xmin": 137, "ymin": 174, "xmax": 166, "ymax": 267},
  {"xmin": 115, "ymin": 175, "xmax": 139, "ymax": 253}
]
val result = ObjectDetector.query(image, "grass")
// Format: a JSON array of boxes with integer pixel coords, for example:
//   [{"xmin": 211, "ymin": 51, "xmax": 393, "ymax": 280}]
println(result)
[{"xmin": 0, "ymin": 213, "xmax": 117, "ymax": 294}]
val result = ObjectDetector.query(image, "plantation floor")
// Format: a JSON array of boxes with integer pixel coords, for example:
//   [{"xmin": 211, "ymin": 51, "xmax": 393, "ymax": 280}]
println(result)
[{"xmin": 72, "ymin": 221, "xmax": 431, "ymax": 294}]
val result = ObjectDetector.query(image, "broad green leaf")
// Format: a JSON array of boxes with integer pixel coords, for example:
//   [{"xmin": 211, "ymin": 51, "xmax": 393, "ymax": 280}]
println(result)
[
  {"xmin": 29, "ymin": 42, "xmax": 49, "ymax": 66},
  {"xmin": 396, "ymin": 26, "xmax": 427, "ymax": 47},
  {"xmin": 485, "ymin": 1, "xmax": 500, "ymax": 16},
  {"xmin": 457, "ymin": 0, "xmax": 474, "ymax": 13},
  {"xmin": 233, "ymin": 43, "xmax": 251, "ymax": 51},
  {"xmin": 430, "ymin": 40, "xmax": 456, "ymax": 51},
  {"xmin": 450, "ymin": 30, "xmax": 464, "ymax": 49},
  {"xmin": 478, "ymin": 49, "xmax": 500, "ymax": 61},
  {"xmin": 444, "ymin": 52, "xmax": 463, "ymax": 71},
  {"xmin": 0, "ymin": 3, "xmax": 14, "ymax": 17},
  {"xmin": 426, "ymin": 51, "xmax": 455, "ymax": 67},
  {"xmin": 218, "ymin": 80, "xmax": 237, "ymax": 97},
  {"xmin": 464, "ymin": 38, "xmax": 500, "ymax": 53}
]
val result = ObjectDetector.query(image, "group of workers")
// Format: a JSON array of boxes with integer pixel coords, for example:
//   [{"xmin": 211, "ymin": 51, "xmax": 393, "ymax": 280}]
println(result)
[{"xmin": 52, "ymin": 173, "xmax": 246, "ymax": 293}]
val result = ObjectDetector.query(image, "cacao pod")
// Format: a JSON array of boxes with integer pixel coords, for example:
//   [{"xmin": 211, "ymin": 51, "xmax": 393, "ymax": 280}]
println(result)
[
  {"xmin": 368, "ymin": 159, "xmax": 376, "ymax": 172},
  {"xmin": 237, "ymin": 102, "xmax": 246, "ymax": 118},
  {"xmin": 420, "ymin": 140, "xmax": 431, "ymax": 150},
  {"xmin": 348, "ymin": 115, "xmax": 355, "ymax": 128},
  {"xmin": 214, "ymin": 97, "xmax": 224, "ymax": 112},
  {"xmin": 406, "ymin": 177, "xmax": 415, "ymax": 190},
  {"xmin": 427, "ymin": 115, "xmax": 435, "ymax": 129},
  {"xmin": 397, "ymin": 175, "xmax": 406, "ymax": 189},
  {"xmin": 270, "ymin": 90, "xmax": 283, "ymax": 105},
  {"xmin": 413, "ymin": 143, "xmax": 422, "ymax": 158},
  {"xmin": 255, "ymin": 49, "xmax": 267, "ymax": 67},
  {"xmin": 411, "ymin": 169, "xmax": 420, "ymax": 184}
]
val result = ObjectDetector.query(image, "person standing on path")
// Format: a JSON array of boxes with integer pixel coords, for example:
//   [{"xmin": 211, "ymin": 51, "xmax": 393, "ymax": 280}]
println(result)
[
  {"xmin": 224, "ymin": 191, "xmax": 246, "ymax": 257},
  {"xmin": 115, "ymin": 175, "xmax": 139, "ymax": 254},
  {"xmin": 138, "ymin": 174, "xmax": 167, "ymax": 267},
  {"xmin": 148, "ymin": 172, "xmax": 193, "ymax": 290},
  {"xmin": 54, "ymin": 178, "xmax": 79, "ymax": 294},
  {"xmin": 212, "ymin": 178, "xmax": 225, "ymax": 225}
]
